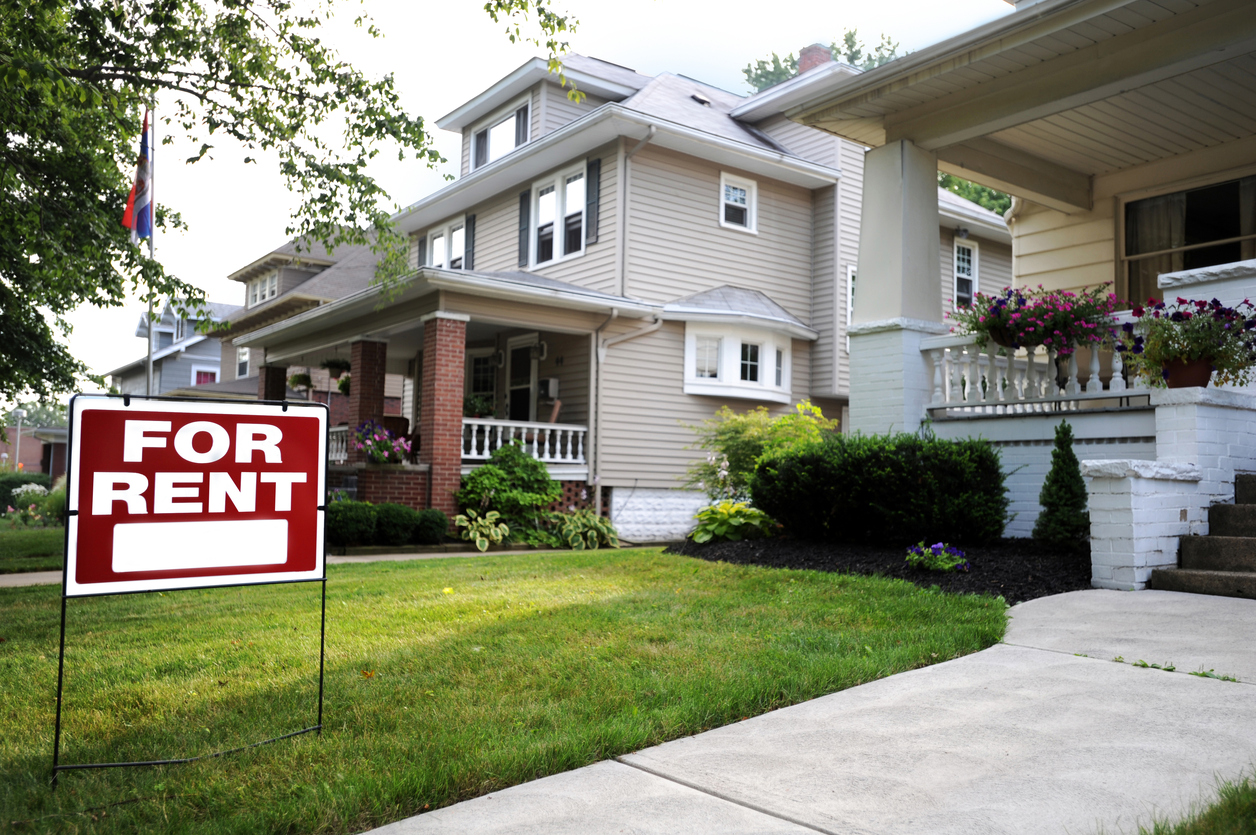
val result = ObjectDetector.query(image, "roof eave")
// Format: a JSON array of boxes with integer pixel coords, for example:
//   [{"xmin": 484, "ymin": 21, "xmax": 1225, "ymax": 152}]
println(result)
[{"xmin": 938, "ymin": 204, "xmax": 1011, "ymax": 244}]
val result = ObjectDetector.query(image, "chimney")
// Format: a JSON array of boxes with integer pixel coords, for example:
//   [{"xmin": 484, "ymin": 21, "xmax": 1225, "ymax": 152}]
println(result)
[{"xmin": 798, "ymin": 43, "xmax": 833, "ymax": 74}]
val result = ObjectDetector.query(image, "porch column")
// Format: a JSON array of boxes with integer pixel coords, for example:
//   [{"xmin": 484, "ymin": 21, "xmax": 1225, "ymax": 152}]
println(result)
[
  {"xmin": 848, "ymin": 139, "xmax": 947, "ymax": 434},
  {"xmin": 347, "ymin": 340, "xmax": 387, "ymax": 464},
  {"xmin": 419, "ymin": 312, "xmax": 467, "ymax": 519},
  {"xmin": 258, "ymin": 365, "xmax": 288, "ymax": 401}
]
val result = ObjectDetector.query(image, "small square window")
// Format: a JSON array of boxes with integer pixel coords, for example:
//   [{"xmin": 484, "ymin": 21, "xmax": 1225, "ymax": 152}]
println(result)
[
  {"xmin": 695, "ymin": 337, "xmax": 721, "ymax": 379},
  {"xmin": 720, "ymin": 174, "xmax": 756, "ymax": 232},
  {"xmin": 740, "ymin": 343, "xmax": 760, "ymax": 382}
]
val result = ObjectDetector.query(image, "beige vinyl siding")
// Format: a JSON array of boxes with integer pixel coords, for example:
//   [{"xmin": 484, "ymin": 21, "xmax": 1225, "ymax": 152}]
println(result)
[
  {"xmin": 1012, "ymin": 201, "xmax": 1116, "ymax": 293},
  {"xmin": 596, "ymin": 321, "xmax": 813, "ymax": 488},
  {"xmin": 536, "ymin": 331, "xmax": 590, "ymax": 425},
  {"xmin": 940, "ymin": 230, "xmax": 1014, "ymax": 320},
  {"xmin": 757, "ymin": 115, "xmax": 841, "ymax": 167},
  {"xmin": 440, "ymin": 291, "xmax": 607, "ymax": 335},
  {"xmin": 461, "ymin": 130, "xmax": 472, "ymax": 178},
  {"xmin": 624, "ymin": 146, "xmax": 813, "ymax": 321},
  {"xmin": 539, "ymin": 83, "xmax": 607, "ymax": 136},
  {"xmin": 811, "ymin": 186, "xmax": 838, "ymax": 396},
  {"xmin": 835, "ymin": 138, "xmax": 865, "ymax": 396}
]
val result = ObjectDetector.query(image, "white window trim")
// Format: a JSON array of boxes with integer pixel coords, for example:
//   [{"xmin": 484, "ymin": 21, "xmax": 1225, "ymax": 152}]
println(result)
[
  {"xmin": 465, "ymin": 347, "xmax": 497, "ymax": 397},
  {"xmin": 247, "ymin": 272, "xmax": 278, "ymax": 308},
  {"xmin": 469, "ymin": 94, "xmax": 531, "ymax": 171},
  {"xmin": 683, "ymin": 323, "xmax": 791, "ymax": 404},
  {"xmin": 424, "ymin": 216, "xmax": 468, "ymax": 270},
  {"xmin": 529, "ymin": 163, "xmax": 587, "ymax": 268},
  {"xmin": 719, "ymin": 172, "xmax": 758, "ymax": 234},
  {"xmin": 190, "ymin": 365, "xmax": 219, "ymax": 386},
  {"xmin": 953, "ymin": 238, "xmax": 979, "ymax": 311}
]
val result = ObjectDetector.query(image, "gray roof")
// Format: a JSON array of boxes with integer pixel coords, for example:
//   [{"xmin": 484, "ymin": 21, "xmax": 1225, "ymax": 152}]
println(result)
[
  {"xmin": 205, "ymin": 301, "xmax": 244, "ymax": 320},
  {"xmin": 621, "ymin": 74, "xmax": 790, "ymax": 154},
  {"xmin": 560, "ymin": 54, "xmax": 652, "ymax": 93},
  {"xmin": 471, "ymin": 270, "xmax": 648, "ymax": 305},
  {"xmin": 665, "ymin": 285, "xmax": 808, "ymax": 328}
]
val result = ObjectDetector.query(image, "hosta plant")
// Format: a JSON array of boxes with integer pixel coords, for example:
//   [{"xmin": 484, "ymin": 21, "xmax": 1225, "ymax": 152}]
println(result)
[
  {"xmin": 454, "ymin": 509, "xmax": 509, "ymax": 552},
  {"xmin": 553, "ymin": 509, "xmax": 619, "ymax": 550},
  {"xmin": 905, "ymin": 541, "xmax": 970, "ymax": 573},
  {"xmin": 690, "ymin": 501, "xmax": 775, "ymax": 543}
]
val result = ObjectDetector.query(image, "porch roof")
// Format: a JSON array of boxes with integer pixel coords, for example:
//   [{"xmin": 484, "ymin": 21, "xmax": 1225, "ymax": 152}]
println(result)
[{"xmin": 783, "ymin": 0, "xmax": 1256, "ymax": 213}]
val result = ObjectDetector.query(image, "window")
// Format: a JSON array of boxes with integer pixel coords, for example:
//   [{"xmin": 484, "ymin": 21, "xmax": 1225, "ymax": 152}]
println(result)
[
  {"xmin": 719, "ymin": 172, "xmax": 757, "ymax": 232},
  {"xmin": 425, "ymin": 218, "xmax": 470, "ymax": 270},
  {"xmin": 449, "ymin": 225, "xmax": 465, "ymax": 270},
  {"xmin": 247, "ymin": 272, "xmax": 278, "ymax": 308},
  {"xmin": 155, "ymin": 330, "xmax": 174, "ymax": 350},
  {"xmin": 175, "ymin": 317, "xmax": 186, "ymax": 342},
  {"xmin": 466, "ymin": 349, "xmax": 496, "ymax": 398},
  {"xmin": 430, "ymin": 232, "xmax": 445, "ymax": 269},
  {"xmin": 695, "ymin": 337, "xmax": 721, "ymax": 379},
  {"xmin": 530, "ymin": 165, "xmax": 586, "ymax": 266},
  {"xmin": 193, "ymin": 368, "xmax": 218, "ymax": 386},
  {"xmin": 1123, "ymin": 174, "xmax": 1256, "ymax": 304},
  {"xmin": 683, "ymin": 325, "xmax": 791, "ymax": 404},
  {"xmin": 237, "ymin": 347, "xmax": 250, "ymax": 379},
  {"xmin": 472, "ymin": 101, "xmax": 530, "ymax": 170},
  {"xmin": 954, "ymin": 240, "xmax": 978, "ymax": 309}
]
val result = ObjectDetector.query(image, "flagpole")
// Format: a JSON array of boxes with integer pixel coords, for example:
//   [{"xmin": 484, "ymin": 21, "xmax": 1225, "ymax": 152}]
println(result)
[{"xmin": 144, "ymin": 106, "xmax": 156, "ymax": 396}]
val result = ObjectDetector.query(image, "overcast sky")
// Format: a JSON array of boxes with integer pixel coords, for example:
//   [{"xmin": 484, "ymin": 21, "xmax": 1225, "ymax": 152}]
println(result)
[{"xmin": 60, "ymin": 0, "xmax": 1013, "ymax": 390}]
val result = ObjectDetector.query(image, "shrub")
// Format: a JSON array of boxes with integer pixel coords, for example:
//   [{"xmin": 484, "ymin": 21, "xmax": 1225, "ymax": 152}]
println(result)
[
  {"xmin": 0, "ymin": 473, "xmax": 51, "ymax": 510},
  {"xmin": 1033, "ymin": 420, "xmax": 1090, "ymax": 550},
  {"xmin": 327, "ymin": 500, "xmax": 376, "ymax": 547},
  {"xmin": 41, "ymin": 476, "xmax": 67, "ymax": 525},
  {"xmin": 690, "ymin": 501, "xmax": 776, "ymax": 543},
  {"xmin": 553, "ymin": 509, "xmax": 619, "ymax": 550},
  {"xmin": 373, "ymin": 503, "xmax": 419, "ymax": 546},
  {"xmin": 684, "ymin": 400, "xmax": 839, "ymax": 502},
  {"xmin": 751, "ymin": 432, "xmax": 1009, "ymax": 545},
  {"xmin": 456, "ymin": 442, "xmax": 560, "ymax": 528},
  {"xmin": 412, "ymin": 509, "xmax": 449, "ymax": 545},
  {"xmin": 454, "ymin": 509, "xmax": 509, "ymax": 552}
]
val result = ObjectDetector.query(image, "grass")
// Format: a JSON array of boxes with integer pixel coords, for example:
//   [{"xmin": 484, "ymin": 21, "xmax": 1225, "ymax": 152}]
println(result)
[
  {"xmin": 0, "ymin": 547, "xmax": 1006, "ymax": 834},
  {"xmin": 0, "ymin": 527, "xmax": 64, "ymax": 574},
  {"xmin": 1134, "ymin": 775, "xmax": 1256, "ymax": 834}
]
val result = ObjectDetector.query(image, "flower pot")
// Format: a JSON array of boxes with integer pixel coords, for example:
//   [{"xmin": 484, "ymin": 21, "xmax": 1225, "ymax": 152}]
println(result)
[{"xmin": 1163, "ymin": 358, "xmax": 1213, "ymax": 388}]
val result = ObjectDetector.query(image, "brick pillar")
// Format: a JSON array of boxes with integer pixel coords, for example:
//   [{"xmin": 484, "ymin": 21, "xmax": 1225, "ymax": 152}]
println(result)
[
  {"xmin": 258, "ymin": 365, "xmax": 288, "ymax": 401},
  {"xmin": 347, "ymin": 340, "xmax": 388, "ymax": 464},
  {"xmin": 419, "ymin": 312, "xmax": 467, "ymax": 518}
]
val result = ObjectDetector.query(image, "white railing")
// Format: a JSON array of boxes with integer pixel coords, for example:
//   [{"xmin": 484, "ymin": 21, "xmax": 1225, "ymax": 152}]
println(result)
[
  {"xmin": 920, "ymin": 327, "xmax": 1151, "ymax": 416},
  {"xmin": 329, "ymin": 426, "xmax": 349, "ymax": 464},
  {"xmin": 462, "ymin": 417, "xmax": 587, "ymax": 464}
]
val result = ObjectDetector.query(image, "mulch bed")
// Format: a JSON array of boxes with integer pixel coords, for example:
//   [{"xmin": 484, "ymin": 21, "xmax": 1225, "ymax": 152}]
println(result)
[{"xmin": 665, "ymin": 537, "xmax": 1091, "ymax": 604}]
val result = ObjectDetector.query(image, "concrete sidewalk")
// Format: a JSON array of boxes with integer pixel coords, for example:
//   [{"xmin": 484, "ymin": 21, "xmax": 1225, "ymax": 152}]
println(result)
[{"xmin": 371, "ymin": 590, "xmax": 1256, "ymax": 835}]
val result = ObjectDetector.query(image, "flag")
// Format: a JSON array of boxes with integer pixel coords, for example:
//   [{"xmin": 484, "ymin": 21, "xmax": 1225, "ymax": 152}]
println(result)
[{"xmin": 122, "ymin": 109, "xmax": 153, "ymax": 245}]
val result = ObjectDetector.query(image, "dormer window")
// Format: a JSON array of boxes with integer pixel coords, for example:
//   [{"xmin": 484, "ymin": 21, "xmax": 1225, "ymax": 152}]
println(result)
[
  {"xmin": 472, "ymin": 101, "xmax": 530, "ymax": 170},
  {"xmin": 247, "ymin": 272, "xmax": 278, "ymax": 308}
]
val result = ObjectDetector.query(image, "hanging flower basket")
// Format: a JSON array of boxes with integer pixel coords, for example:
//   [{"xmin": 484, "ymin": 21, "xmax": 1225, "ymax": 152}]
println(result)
[{"xmin": 1115, "ymin": 298, "xmax": 1256, "ymax": 389}]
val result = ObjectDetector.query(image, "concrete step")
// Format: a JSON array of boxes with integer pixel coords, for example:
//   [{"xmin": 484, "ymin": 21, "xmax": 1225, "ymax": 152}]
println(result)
[
  {"xmin": 1236, "ymin": 473, "xmax": 1256, "ymax": 505},
  {"xmin": 1207, "ymin": 504, "xmax": 1256, "ymax": 537},
  {"xmin": 1180, "ymin": 536, "xmax": 1256, "ymax": 572},
  {"xmin": 1150, "ymin": 568, "xmax": 1256, "ymax": 600}
]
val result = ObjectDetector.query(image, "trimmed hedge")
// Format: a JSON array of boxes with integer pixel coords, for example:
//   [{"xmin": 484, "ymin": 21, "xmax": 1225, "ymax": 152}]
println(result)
[
  {"xmin": 327, "ymin": 501, "xmax": 449, "ymax": 548},
  {"xmin": 374, "ymin": 503, "xmax": 418, "ymax": 546},
  {"xmin": 750, "ymin": 433, "xmax": 1009, "ymax": 545},
  {"xmin": 327, "ymin": 501, "xmax": 377, "ymax": 547},
  {"xmin": 412, "ymin": 509, "xmax": 448, "ymax": 545},
  {"xmin": 0, "ymin": 473, "xmax": 51, "ymax": 510}
]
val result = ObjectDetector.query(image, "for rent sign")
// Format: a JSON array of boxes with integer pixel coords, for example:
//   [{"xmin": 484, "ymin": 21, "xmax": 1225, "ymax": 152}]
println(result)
[{"xmin": 66, "ymin": 396, "xmax": 327, "ymax": 596}]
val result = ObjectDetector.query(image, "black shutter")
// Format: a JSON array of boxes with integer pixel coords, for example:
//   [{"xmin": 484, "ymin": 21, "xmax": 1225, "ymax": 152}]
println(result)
[
  {"xmin": 585, "ymin": 158, "xmax": 601, "ymax": 245},
  {"xmin": 464, "ymin": 215, "xmax": 476, "ymax": 271},
  {"xmin": 518, "ymin": 191, "xmax": 531, "ymax": 267},
  {"xmin": 417, "ymin": 236, "xmax": 427, "ymax": 268},
  {"xmin": 515, "ymin": 105, "xmax": 529, "ymax": 147}
]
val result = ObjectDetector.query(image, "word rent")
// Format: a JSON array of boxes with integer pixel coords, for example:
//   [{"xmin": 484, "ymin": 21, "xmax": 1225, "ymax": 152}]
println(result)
[{"xmin": 93, "ymin": 420, "xmax": 307, "ymax": 515}]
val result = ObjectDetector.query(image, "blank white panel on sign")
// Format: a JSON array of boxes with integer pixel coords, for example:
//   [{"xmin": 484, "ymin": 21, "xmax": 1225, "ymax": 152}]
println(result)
[{"xmin": 112, "ymin": 519, "xmax": 289, "ymax": 573}]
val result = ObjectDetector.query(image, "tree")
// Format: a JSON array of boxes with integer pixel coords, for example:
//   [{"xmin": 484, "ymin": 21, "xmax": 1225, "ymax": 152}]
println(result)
[
  {"xmin": 938, "ymin": 172, "xmax": 1012, "ymax": 216},
  {"xmin": 743, "ymin": 30, "xmax": 901, "ymax": 92},
  {"xmin": 1, "ymin": 400, "xmax": 67, "ymax": 428},
  {"xmin": 0, "ymin": 0, "xmax": 577, "ymax": 404},
  {"xmin": 1033, "ymin": 420, "xmax": 1090, "ymax": 550}
]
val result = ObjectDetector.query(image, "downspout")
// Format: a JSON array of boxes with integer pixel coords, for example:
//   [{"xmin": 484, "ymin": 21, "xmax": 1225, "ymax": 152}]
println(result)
[
  {"xmin": 591, "ymin": 307, "xmax": 619, "ymax": 515},
  {"xmin": 618, "ymin": 126, "xmax": 655, "ymax": 297}
]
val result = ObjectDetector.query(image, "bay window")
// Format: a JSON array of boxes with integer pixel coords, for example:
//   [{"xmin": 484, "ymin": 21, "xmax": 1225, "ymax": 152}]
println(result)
[{"xmin": 683, "ymin": 323, "xmax": 792, "ymax": 404}]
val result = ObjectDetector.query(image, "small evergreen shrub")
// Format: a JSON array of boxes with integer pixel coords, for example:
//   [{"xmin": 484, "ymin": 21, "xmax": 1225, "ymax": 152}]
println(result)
[
  {"xmin": 456, "ymin": 442, "xmax": 561, "ymax": 529},
  {"xmin": 327, "ymin": 500, "xmax": 376, "ymax": 547},
  {"xmin": 373, "ymin": 503, "xmax": 419, "ymax": 546},
  {"xmin": 0, "ymin": 473, "xmax": 51, "ymax": 510},
  {"xmin": 751, "ymin": 432, "xmax": 1009, "ymax": 545},
  {"xmin": 1033, "ymin": 420, "xmax": 1090, "ymax": 550},
  {"xmin": 412, "ymin": 509, "xmax": 449, "ymax": 545}
]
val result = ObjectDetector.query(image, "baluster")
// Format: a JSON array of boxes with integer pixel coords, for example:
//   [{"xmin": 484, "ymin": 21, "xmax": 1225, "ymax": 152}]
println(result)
[
  {"xmin": 575, "ymin": 431, "xmax": 584, "ymax": 464},
  {"xmin": 1066, "ymin": 352, "xmax": 1081, "ymax": 397},
  {"xmin": 1046, "ymin": 348, "xmax": 1060, "ymax": 402},
  {"xmin": 948, "ymin": 347, "xmax": 963, "ymax": 405},
  {"xmin": 930, "ymin": 349, "xmax": 945, "ymax": 405},
  {"xmin": 957, "ymin": 345, "xmax": 971, "ymax": 404},
  {"xmin": 987, "ymin": 344, "xmax": 1003, "ymax": 410},
  {"xmin": 1110, "ymin": 346, "xmax": 1127, "ymax": 392},
  {"xmin": 1086, "ymin": 346, "xmax": 1102, "ymax": 393},
  {"xmin": 564, "ymin": 429, "xmax": 573, "ymax": 462}
]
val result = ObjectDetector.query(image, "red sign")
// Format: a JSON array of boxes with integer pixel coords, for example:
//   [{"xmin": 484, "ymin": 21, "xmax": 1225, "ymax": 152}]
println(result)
[{"xmin": 66, "ymin": 396, "xmax": 326, "ymax": 596}]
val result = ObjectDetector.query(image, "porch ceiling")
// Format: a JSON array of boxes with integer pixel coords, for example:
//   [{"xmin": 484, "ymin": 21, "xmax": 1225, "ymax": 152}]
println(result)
[{"xmin": 786, "ymin": 0, "xmax": 1256, "ymax": 213}]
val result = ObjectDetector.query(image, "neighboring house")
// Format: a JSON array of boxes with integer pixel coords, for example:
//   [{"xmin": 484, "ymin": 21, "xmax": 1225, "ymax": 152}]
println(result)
[
  {"xmin": 229, "ymin": 51, "xmax": 1011, "ymax": 539},
  {"xmin": 776, "ymin": 0, "xmax": 1256, "ymax": 588},
  {"xmin": 108, "ymin": 300, "xmax": 241, "ymax": 395}
]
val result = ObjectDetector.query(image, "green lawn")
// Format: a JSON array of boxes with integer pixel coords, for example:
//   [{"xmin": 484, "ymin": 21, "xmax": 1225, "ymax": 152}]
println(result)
[
  {"xmin": 0, "ymin": 527, "xmax": 63, "ymax": 574},
  {"xmin": 0, "ymin": 548, "xmax": 1006, "ymax": 833},
  {"xmin": 1133, "ymin": 775, "xmax": 1256, "ymax": 834}
]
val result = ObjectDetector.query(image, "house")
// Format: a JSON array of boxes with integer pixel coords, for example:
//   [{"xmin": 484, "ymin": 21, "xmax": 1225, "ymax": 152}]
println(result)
[
  {"xmin": 108, "ymin": 300, "xmax": 240, "ymax": 395},
  {"xmin": 228, "ymin": 52, "xmax": 1012, "ymax": 540},
  {"xmin": 776, "ymin": 0, "xmax": 1256, "ymax": 587}
]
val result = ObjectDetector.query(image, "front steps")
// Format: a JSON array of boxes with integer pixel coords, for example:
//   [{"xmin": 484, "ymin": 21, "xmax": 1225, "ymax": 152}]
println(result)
[{"xmin": 1151, "ymin": 474, "xmax": 1256, "ymax": 600}]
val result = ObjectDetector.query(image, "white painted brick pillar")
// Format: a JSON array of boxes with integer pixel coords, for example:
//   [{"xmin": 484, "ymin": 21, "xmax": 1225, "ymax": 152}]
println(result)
[{"xmin": 848, "ymin": 319, "xmax": 947, "ymax": 434}]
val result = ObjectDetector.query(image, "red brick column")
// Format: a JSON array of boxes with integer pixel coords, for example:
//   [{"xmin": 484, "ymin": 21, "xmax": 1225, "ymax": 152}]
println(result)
[
  {"xmin": 419, "ymin": 312, "xmax": 467, "ymax": 518},
  {"xmin": 347, "ymin": 340, "xmax": 388, "ymax": 464},
  {"xmin": 258, "ymin": 365, "xmax": 288, "ymax": 401}
]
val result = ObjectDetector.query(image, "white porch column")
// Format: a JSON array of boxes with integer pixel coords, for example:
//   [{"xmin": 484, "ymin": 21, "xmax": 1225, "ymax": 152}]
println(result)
[{"xmin": 849, "ymin": 139, "xmax": 946, "ymax": 434}]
